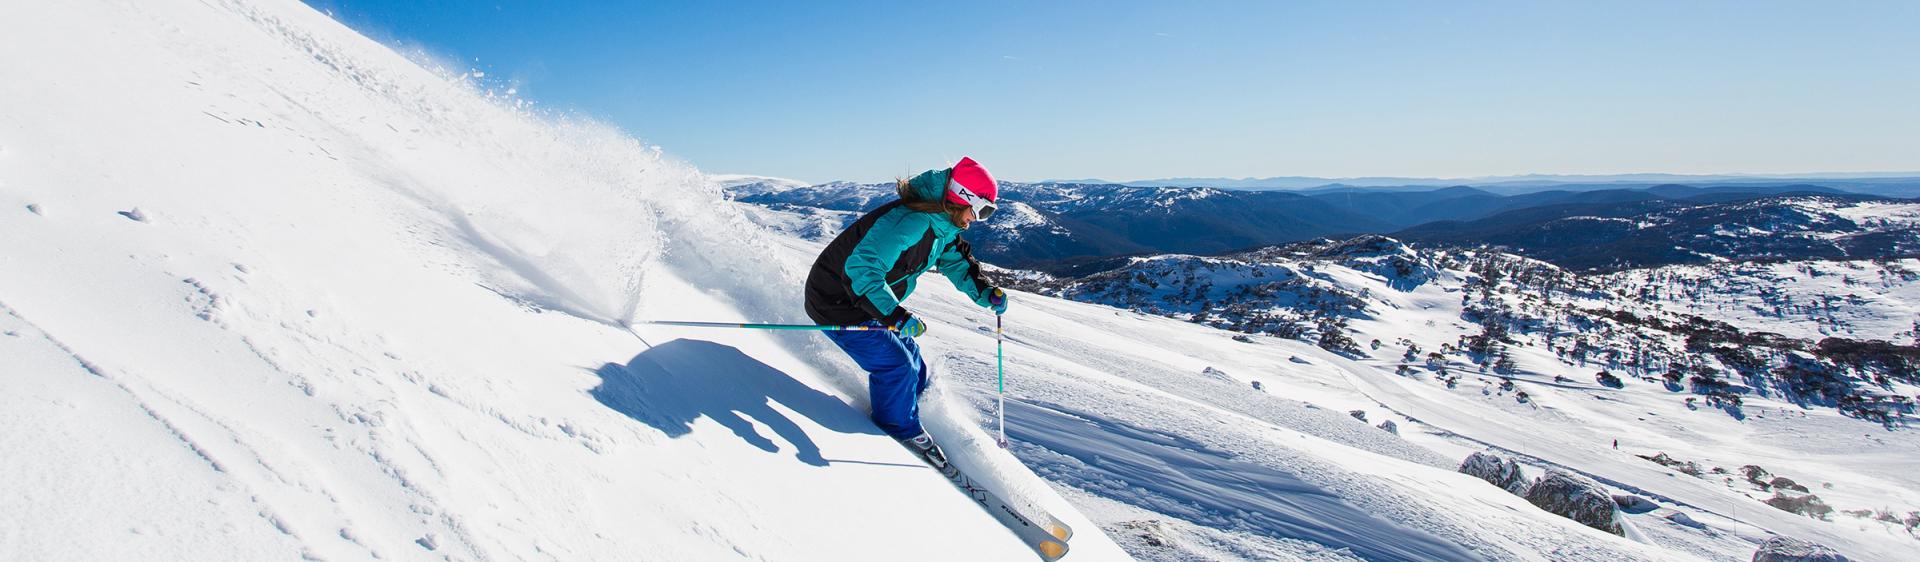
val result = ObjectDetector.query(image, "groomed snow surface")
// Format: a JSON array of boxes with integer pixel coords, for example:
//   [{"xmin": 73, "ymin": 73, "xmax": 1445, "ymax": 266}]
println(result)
[{"xmin": 4, "ymin": 1, "xmax": 1915, "ymax": 561}]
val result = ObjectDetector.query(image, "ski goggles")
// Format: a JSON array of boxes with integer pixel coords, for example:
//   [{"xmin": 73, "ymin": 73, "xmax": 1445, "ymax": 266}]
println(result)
[{"xmin": 948, "ymin": 181, "xmax": 998, "ymax": 221}]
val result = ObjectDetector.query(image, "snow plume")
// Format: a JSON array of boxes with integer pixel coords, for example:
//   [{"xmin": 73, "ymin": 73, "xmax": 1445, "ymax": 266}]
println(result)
[
  {"xmin": 211, "ymin": 0, "xmax": 819, "ymax": 332},
  {"xmin": 221, "ymin": 0, "xmax": 866, "ymax": 407}
]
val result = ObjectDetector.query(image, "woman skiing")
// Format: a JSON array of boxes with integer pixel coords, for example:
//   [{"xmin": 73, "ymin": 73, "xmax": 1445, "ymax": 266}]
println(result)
[{"xmin": 803, "ymin": 156, "xmax": 1008, "ymax": 471}]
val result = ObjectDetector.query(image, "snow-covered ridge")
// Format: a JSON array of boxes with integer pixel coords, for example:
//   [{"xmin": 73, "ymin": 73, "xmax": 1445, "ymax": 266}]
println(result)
[{"xmin": 709, "ymin": 173, "xmax": 814, "ymax": 194}]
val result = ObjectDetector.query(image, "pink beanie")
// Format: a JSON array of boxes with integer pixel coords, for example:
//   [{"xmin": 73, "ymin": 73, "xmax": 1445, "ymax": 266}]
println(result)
[{"xmin": 946, "ymin": 156, "xmax": 998, "ymax": 207}]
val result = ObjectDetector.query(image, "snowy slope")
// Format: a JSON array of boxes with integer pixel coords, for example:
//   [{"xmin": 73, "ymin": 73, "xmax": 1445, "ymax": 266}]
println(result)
[
  {"xmin": 980, "ymin": 240, "xmax": 1920, "ymax": 560},
  {"xmin": 0, "ymin": 1, "xmax": 1116, "ymax": 560},
  {"xmin": 9, "ymin": 2, "xmax": 1914, "ymax": 562},
  {"xmin": 1598, "ymin": 260, "xmax": 1920, "ymax": 342}
]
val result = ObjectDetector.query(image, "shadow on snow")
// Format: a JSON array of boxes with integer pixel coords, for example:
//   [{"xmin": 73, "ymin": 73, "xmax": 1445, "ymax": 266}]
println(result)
[{"xmin": 591, "ymin": 338, "xmax": 885, "ymax": 466}]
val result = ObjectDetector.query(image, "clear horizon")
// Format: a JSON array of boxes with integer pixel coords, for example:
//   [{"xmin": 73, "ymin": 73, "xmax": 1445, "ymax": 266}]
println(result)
[
  {"xmin": 730, "ymin": 170, "xmax": 1920, "ymax": 186},
  {"xmin": 304, "ymin": 1, "xmax": 1920, "ymax": 184}
]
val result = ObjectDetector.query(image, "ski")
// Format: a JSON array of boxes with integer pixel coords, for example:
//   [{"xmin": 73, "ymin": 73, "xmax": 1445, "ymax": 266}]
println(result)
[
  {"xmin": 907, "ymin": 439, "xmax": 1070, "ymax": 560},
  {"xmin": 942, "ymin": 463, "xmax": 1071, "ymax": 561}
]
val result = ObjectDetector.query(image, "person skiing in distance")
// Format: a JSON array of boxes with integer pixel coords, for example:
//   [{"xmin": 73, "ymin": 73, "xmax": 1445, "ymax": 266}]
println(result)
[{"xmin": 803, "ymin": 156, "xmax": 1009, "ymax": 472}]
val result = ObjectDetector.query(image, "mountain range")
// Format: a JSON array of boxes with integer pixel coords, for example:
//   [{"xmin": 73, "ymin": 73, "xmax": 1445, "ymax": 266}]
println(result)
[
  {"xmin": 727, "ymin": 178, "xmax": 1919, "ymax": 272},
  {"xmin": 1043, "ymin": 173, "xmax": 1920, "ymax": 197}
]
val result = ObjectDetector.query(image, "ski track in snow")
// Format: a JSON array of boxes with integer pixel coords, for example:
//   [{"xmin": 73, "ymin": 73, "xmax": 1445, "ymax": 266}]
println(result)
[{"xmin": 1008, "ymin": 400, "xmax": 1479, "ymax": 561}]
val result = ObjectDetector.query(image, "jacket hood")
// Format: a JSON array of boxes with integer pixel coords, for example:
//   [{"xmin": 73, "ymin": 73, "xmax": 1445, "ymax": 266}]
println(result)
[{"xmin": 903, "ymin": 167, "xmax": 952, "ymax": 204}]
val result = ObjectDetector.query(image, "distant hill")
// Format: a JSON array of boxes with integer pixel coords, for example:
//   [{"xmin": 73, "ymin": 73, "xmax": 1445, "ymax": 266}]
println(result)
[
  {"xmin": 730, "ymin": 179, "xmax": 1904, "ymax": 270},
  {"xmin": 1057, "ymin": 173, "xmax": 1920, "ymax": 198},
  {"xmin": 1394, "ymin": 195, "xmax": 1920, "ymax": 270}
]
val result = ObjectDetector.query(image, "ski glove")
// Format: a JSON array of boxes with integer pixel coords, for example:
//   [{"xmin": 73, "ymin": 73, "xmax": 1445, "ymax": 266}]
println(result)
[
  {"xmin": 891, "ymin": 313, "xmax": 927, "ymax": 338},
  {"xmin": 987, "ymin": 287, "xmax": 1008, "ymax": 315}
]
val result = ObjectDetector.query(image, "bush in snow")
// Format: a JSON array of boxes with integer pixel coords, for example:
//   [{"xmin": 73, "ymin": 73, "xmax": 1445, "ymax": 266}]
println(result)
[
  {"xmin": 1315, "ymin": 316, "xmax": 1365, "ymax": 356},
  {"xmin": 1458, "ymin": 451, "xmax": 1528, "ymax": 495},
  {"xmin": 1376, "ymin": 420, "xmax": 1398, "ymax": 434},
  {"xmin": 1596, "ymin": 371, "xmax": 1624, "ymax": 388},
  {"xmin": 1750, "ymin": 535, "xmax": 1848, "ymax": 562},
  {"xmin": 1348, "ymin": 410, "xmax": 1367, "ymax": 422},
  {"xmin": 1769, "ymin": 476, "xmax": 1809, "ymax": 493},
  {"xmin": 1764, "ymin": 491, "xmax": 1834, "ymax": 520},
  {"xmin": 1522, "ymin": 469, "xmax": 1623, "ymax": 536}
]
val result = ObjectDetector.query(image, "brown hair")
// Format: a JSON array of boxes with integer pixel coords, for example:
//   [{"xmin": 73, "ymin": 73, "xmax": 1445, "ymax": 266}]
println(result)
[{"xmin": 897, "ymin": 178, "xmax": 970, "ymax": 226}]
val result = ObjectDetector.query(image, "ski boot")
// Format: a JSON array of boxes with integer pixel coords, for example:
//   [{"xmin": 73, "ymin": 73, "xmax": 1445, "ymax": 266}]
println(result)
[{"xmin": 901, "ymin": 432, "xmax": 960, "ymax": 478}]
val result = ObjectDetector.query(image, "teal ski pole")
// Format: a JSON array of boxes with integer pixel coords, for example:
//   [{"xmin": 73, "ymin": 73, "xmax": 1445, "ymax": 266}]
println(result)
[
  {"xmin": 638, "ymin": 320, "xmax": 890, "ymax": 331},
  {"xmin": 996, "ymin": 313, "xmax": 1008, "ymax": 448}
]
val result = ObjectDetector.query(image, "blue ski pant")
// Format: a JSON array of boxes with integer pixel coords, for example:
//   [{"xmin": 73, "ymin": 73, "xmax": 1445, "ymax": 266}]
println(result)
[{"xmin": 822, "ymin": 322, "xmax": 929, "ymax": 439}]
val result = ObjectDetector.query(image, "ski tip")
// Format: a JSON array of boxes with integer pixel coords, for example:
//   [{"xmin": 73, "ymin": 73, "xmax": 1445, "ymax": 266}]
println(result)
[
  {"xmin": 1047, "ymin": 522, "xmax": 1073, "ymax": 542},
  {"xmin": 1037, "ymin": 539, "xmax": 1069, "ymax": 561}
]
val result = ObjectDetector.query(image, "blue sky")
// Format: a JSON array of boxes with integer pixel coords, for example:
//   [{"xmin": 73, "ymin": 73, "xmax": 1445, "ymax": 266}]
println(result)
[{"xmin": 304, "ymin": 1, "xmax": 1920, "ymax": 183}]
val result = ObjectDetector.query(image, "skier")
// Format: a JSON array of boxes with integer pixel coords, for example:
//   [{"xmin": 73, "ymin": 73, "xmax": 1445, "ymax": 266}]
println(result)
[{"xmin": 803, "ymin": 156, "xmax": 1008, "ymax": 472}]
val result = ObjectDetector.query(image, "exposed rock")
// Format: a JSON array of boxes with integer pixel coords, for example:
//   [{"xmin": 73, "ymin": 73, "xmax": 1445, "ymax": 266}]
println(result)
[
  {"xmin": 1750, "ymin": 535, "xmax": 1848, "ymax": 562},
  {"xmin": 1348, "ymin": 409, "xmax": 1368, "ymax": 422},
  {"xmin": 1458, "ymin": 451, "xmax": 1528, "ymax": 495},
  {"xmin": 1769, "ymin": 476, "xmax": 1809, "ymax": 493},
  {"xmin": 1376, "ymin": 420, "xmax": 1398, "ymax": 434},
  {"xmin": 1664, "ymin": 510, "xmax": 1704, "ymax": 529},
  {"xmin": 1639, "ymin": 452, "xmax": 1705, "ymax": 477},
  {"xmin": 1742, "ymin": 465, "xmax": 1774, "ymax": 488},
  {"xmin": 1522, "ymin": 469, "xmax": 1623, "ymax": 535},
  {"xmin": 1612, "ymin": 494, "xmax": 1658, "ymax": 514}
]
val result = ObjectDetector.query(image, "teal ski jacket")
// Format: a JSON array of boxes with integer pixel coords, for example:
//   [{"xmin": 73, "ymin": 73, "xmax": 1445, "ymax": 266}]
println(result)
[{"xmin": 803, "ymin": 168, "xmax": 996, "ymax": 326}]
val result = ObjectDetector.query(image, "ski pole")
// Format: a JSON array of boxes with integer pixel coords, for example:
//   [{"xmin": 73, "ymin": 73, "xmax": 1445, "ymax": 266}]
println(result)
[
  {"xmin": 637, "ymin": 320, "xmax": 891, "ymax": 331},
  {"xmin": 996, "ymin": 313, "xmax": 1008, "ymax": 449}
]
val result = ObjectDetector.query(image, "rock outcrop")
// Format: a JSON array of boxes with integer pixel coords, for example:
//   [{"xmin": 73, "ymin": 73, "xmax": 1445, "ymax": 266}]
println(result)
[
  {"xmin": 1751, "ymin": 536, "xmax": 1848, "ymax": 562},
  {"xmin": 1522, "ymin": 469, "xmax": 1623, "ymax": 535},
  {"xmin": 1458, "ymin": 451, "xmax": 1528, "ymax": 495}
]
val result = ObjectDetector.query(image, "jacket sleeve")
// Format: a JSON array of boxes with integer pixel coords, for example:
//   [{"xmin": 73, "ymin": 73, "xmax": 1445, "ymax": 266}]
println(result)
[
  {"xmin": 843, "ymin": 211, "xmax": 925, "ymax": 323},
  {"xmin": 937, "ymin": 237, "xmax": 996, "ymax": 307}
]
